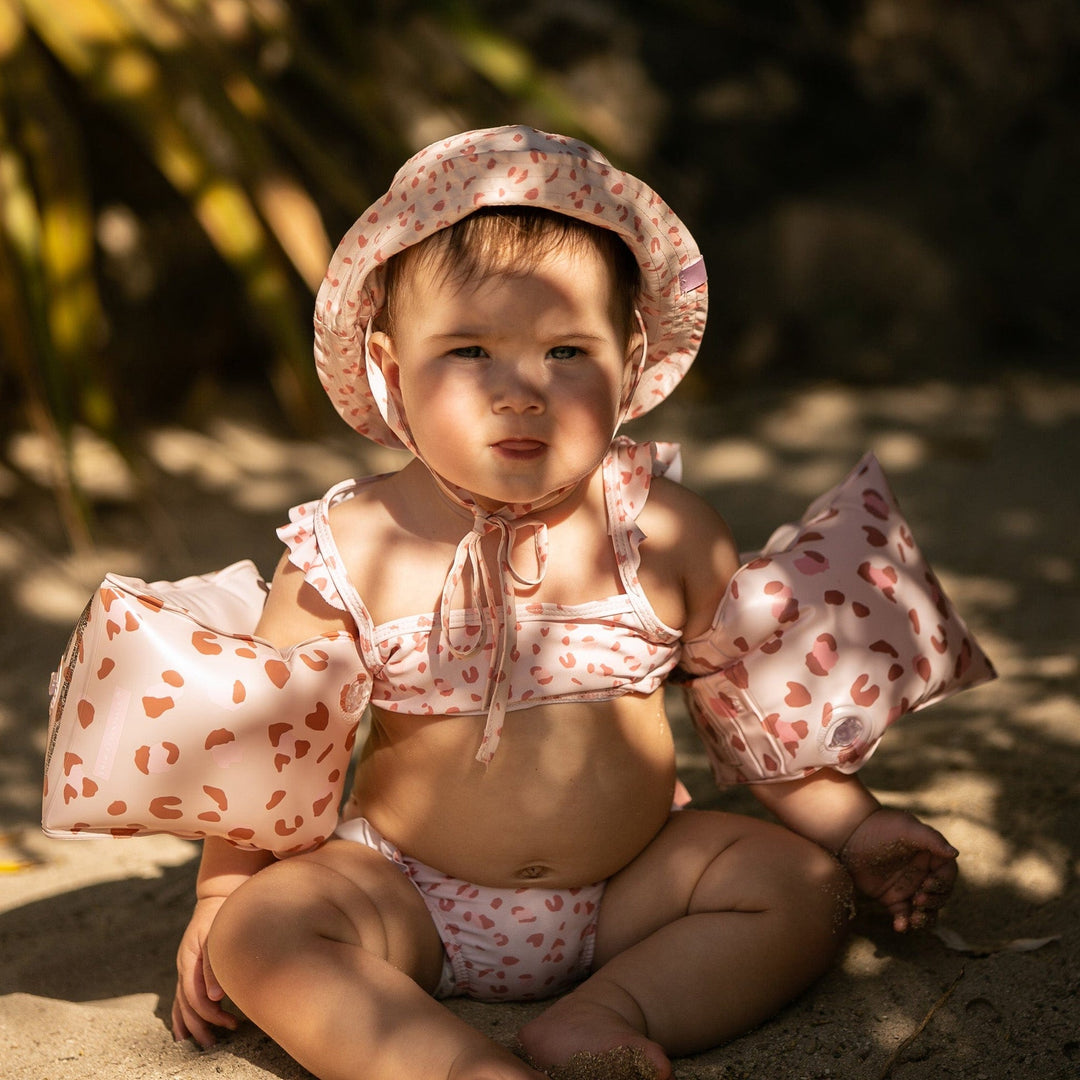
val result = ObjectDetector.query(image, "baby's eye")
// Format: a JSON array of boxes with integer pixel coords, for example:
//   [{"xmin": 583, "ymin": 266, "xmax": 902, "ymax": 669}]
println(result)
[
  {"xmin": 451, "ymin": 345, "xmax": 487, "ymax": 359},
  {"xmin": 548, "ymin": 345, "xmax": 581, "ymax": 361}
]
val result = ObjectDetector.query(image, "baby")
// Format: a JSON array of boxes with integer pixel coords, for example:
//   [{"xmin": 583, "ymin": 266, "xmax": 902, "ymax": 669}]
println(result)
[{"xmin": 169, "ymin": 127, "xmax": 974, "ymax": 1080}]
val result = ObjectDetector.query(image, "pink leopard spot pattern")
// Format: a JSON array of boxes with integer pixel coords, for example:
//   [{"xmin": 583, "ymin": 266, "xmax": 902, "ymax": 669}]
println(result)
[
  {"xmin": 335, "ymin": 817, "xmax": 601, "ymax": 1002},
  {"xmin": 43, "ymin": 562, "xmax": 370, "ymax": 854},
  {"xmin": 679, "ymin": 453, "xmax": 996, "ymax": 784}
]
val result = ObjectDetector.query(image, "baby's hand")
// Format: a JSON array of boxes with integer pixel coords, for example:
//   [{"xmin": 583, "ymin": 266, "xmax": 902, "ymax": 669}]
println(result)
[
  {"xmin": 172, "ymin": 895, "xmax": 238, "ymax": 1047},
  {"xmin": 839, "ymin": 808, "xmax": 958, "ymax": 933}
]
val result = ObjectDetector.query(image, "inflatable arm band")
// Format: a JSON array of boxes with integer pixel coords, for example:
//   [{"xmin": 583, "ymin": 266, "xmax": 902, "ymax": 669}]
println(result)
[
  {"xmin": 42, "ymin": 560, "xmax": 370, "ymax": 855},
  {"xmin": 676, "ymin": 453, "xmax": 996, "ymax": 785}
]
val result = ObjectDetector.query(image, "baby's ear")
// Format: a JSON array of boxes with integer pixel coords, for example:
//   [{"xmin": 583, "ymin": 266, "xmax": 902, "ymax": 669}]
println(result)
[
  {"xmin": 367, "ymin": 330, "xmax": 400, "ymax": 393},
  {"xmin": 623, "ymin": 307, "xmax": 647, "ymax": 367}
]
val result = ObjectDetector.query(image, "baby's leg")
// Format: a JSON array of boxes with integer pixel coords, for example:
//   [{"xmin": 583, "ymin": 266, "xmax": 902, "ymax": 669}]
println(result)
[
  {"xmin": 207, "ymin": 841, "xmax": 544, "ymax": 1080},
  {"xmin": 518, "ymin": 810, "xmax": 851, "ymax": 1077}
]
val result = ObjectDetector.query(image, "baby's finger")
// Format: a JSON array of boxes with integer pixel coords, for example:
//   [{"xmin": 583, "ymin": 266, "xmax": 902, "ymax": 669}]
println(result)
[
  {"xmin": 193, "ymin": 952, "xmax": 237, "ymax": 1024},
  {"xmin": 887, "ymin": 897, "xmax": 915, "ymax": 933},
  {"xmin": 915, "ymin": 881, "xmax": 950, "ymax": 907},
  {"xmin": 173, "ymin": 984, "xmax": 218, "ymax": 1048},
  {"xmin": 914, "ymin": 866, "xmax": 956, "ymax": 907},
  {"xmin": 170, "ymin": 994, "xmax": 190, "ymax": 1043},
  {"xmin": 194, "ymin": 994, "xmax": 238, "ymax": 1034},
  {"xmin": 924, "ymin": 849, "xmax": 960, "ymax": 881},
  {"xmin": 180, "ymin": 961, "xmax": 237, "ymax": 1038},
  {"xmin": 875, "ymin": 860, "xmax": 932, "ymax": 911},
  {"xmin": 921, "ymin": 831, "xmax": 959, "ymax": 861},
  {"xmin": 905, "ymin": 880, "xmax": 953, "ymax": 930},
  {"xmin": 907, "ymin": 907, "xmax": 935, "ymax": 930},
  {"xmin": 202, "ymin": 949, "xmax": 226, "ymax": 1003}
]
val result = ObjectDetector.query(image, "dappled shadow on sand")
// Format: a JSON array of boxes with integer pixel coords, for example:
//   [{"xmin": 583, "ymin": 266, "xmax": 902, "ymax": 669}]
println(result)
[{"xmin": 1, "ymin": 372, "xmax": 1076, "ymax": 1078}]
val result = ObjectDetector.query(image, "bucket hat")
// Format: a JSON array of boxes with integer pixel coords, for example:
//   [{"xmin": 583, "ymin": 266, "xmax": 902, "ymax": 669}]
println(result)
[{"xmin": 313, "ymin": 125, "xmax": 708, "ymax": 450}]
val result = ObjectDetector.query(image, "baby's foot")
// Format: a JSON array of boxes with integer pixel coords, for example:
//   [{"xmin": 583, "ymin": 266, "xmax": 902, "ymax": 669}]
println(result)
[{"xmin": 517, "ymin": 995, "xmax": 671, "ymax": 1080}]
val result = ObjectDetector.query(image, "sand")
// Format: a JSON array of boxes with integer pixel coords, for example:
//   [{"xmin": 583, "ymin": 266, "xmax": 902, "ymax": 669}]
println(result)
[
  {"xmin": 541, "ymin": 1046, "xmax": 662, "ymax": 1079},
  {"xmin": 2, "ymin": 372, "xmax": 1077, "ymax": 1078}
]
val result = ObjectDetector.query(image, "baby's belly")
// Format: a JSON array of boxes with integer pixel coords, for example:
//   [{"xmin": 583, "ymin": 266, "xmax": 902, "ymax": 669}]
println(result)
[{"xmin": 343, "ymin": 692, "xmax": 677, "ymax": 888}]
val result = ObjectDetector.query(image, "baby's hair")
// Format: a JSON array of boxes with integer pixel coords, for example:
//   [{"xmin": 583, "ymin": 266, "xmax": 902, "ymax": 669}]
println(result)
[{"xmin": 379, "ymin": 207, "xmax": 642, "ymax": 343}]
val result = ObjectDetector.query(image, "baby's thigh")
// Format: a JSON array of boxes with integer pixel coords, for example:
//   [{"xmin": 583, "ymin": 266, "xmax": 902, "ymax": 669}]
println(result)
[
  {"xmin": 208, "ymin": 839, "xmax": 446, "ymax": 992},
  {"xmin": 594, "ymin": 809, "xmax": 850, "ymax": 965}
]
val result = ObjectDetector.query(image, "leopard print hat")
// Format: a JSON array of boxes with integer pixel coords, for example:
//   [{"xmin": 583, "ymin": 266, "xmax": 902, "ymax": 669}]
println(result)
[{"xmin": 313, "ymin": 125, "xmax": 708, "ymax": 450}]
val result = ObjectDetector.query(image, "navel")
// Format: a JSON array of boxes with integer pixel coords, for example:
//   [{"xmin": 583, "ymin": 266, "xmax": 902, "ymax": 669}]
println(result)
[{"xmin": 515, "ymin": 864, "xmax": 553, "ymax": 881}]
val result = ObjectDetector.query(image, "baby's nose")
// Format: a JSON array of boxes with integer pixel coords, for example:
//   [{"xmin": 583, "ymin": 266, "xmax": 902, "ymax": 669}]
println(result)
[{"xmin": 492, "ymin": 361, "xmax": 545, "ymax": 413}]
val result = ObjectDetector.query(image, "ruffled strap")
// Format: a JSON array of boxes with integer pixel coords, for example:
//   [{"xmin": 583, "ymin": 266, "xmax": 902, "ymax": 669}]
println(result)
[
  {"xmin": 278, "ymin": 497, "xmax": 343, "ymax": 612},
  {"xmin": 276, "ymin": 478, "xmax": 382, "ymax": 670}
]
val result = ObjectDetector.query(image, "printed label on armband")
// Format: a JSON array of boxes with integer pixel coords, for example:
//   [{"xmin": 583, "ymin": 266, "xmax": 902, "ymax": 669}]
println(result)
[{"xmin": 94, "ymin": 688, "xmax": 131, "ymax": 780}]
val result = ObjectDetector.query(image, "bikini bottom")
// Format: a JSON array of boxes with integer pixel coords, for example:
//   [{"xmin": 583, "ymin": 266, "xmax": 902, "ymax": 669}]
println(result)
[{"xmin": 334, "ymin": 816, "xmax": 604, "ymax": 1002}]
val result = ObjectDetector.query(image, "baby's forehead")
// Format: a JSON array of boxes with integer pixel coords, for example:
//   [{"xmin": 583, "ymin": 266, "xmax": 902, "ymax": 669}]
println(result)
[
  {"xmin": 402, "ymin": 216, "xmax": 623, "ymax": 281},
  {"xmin": 391, "ymin": 214, "xmax": 636, "ymax": 312},
  {"xmin": 410, "ymin": 237, "xmax": 614, "ymax": 290}
]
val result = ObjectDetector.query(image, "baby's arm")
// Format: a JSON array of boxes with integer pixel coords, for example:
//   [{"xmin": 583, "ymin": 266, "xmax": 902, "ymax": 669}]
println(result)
[
  {"xmin": 173, "ymin": 553, "xmax": 354, "ymax": 1045},
  {"xmin": 752, "ymin": 771, "xmax": 958, "ymax": 932},
  {"xmin": 668, "ymin": 475, "xmax": 963, "ymax": 933}
]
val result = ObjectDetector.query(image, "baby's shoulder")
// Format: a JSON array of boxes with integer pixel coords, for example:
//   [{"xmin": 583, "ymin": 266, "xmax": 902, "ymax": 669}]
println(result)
[
  {"xmin": 325, "ymin": 471, "xmax": 411, "ymax": 565},
  {"xmin": 640, "ymin": 476, "xmax": 740, "ymax": 629},
  {"xmin": 642, "ymin": 474, "xmax": 736, "ymax": 552},
  {"xmin": 323, "ymin": 466, "xmax": 460, "ymax": 624}
]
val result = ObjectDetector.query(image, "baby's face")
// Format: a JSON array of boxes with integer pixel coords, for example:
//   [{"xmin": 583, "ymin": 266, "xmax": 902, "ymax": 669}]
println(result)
[{"xmin": 371, "ymin": 243, "xmax": 636, "ymax": 511}]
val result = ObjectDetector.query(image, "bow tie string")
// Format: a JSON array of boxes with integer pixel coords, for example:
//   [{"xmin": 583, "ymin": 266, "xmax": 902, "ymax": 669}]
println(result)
[{"xmin": 439, "ymin": 511, "xmax": 549, "ymax": 763}]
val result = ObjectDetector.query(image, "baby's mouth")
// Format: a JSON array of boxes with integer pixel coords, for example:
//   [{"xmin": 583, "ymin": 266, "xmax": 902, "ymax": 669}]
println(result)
[{"xmin": 493, "ymin": 439, "xmax": 546, "ymax": 458}]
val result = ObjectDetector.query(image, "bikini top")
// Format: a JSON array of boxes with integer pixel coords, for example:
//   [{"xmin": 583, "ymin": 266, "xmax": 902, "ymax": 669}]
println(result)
[{"xmin": 278, "ymin": 437, "xmax": 684, "ymax": 763}]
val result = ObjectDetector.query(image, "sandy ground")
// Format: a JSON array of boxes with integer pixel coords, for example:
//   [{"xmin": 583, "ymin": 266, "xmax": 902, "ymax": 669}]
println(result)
[{"xmin": 2, "ymin": 372, "xmax": 1078, "ymax": 1079}]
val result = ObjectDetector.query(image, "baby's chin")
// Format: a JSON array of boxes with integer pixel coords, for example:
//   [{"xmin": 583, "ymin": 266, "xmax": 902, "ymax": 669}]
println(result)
[
  {"xmin": 470, "ymin": 480, "xmax": 577, "ymax": 514},
  {"xmin": 434, "ymin": 465, "xmax": 598, "ymax": 515}
]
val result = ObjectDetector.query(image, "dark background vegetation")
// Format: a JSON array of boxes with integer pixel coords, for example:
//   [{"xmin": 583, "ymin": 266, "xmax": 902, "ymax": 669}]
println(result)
[{"xmin": 2, "ymin": 0, "xmax": 1077, "ymax": 549}]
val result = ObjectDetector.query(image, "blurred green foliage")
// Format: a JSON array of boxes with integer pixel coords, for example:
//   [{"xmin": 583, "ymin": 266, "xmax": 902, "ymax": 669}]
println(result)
[
  {"xmin": 0, "ymin": 0, "xmax": 605, "ymax": 546},
  {"xmin": 1, "ymin": 0, "xmax": 1078, "ymax": 549}
]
